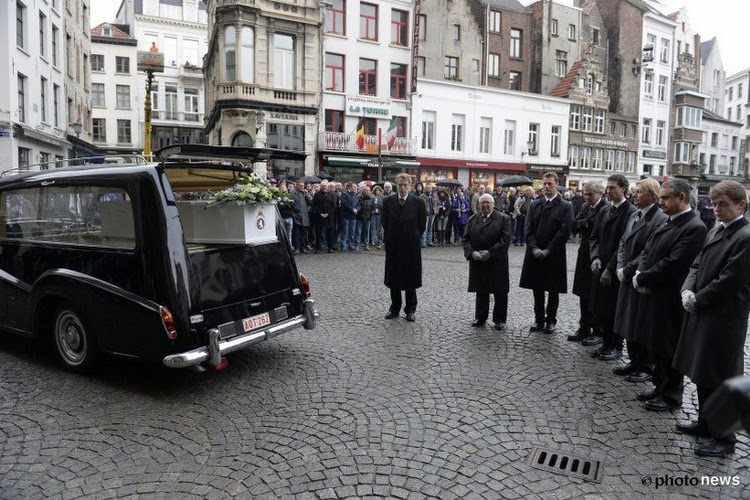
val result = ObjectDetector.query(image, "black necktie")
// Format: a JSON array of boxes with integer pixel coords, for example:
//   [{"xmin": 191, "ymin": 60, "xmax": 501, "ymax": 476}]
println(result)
[
  {"xmin": 713, "ymin": 224, "xmax": 725, "ymax": 239},
  {"xmin": 399, "ymin": 198, "xmax": 405, "ymax": 207},
  {"xmin": 635, "ymin": 211, "xmax": 642, "ymax": 222},
  {"xmin": 609, "ymin": 205, "xmax": 617, "ymax": 216}
]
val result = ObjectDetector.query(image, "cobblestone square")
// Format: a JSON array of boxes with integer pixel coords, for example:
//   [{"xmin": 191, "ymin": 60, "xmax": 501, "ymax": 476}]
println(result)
[{"xmin": 1, "ymin": 243, "xmax": 749, "ymax": 498}]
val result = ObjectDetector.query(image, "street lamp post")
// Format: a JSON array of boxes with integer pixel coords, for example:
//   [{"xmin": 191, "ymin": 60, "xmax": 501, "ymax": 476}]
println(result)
[{"xmin": 137, "ymin": 43, "xmax": 164, "ymax": 161}]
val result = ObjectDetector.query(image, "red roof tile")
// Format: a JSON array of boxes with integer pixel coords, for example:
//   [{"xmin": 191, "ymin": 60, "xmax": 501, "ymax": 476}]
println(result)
[
  {"xmin": 550, "ymin": 61, "xmax": 583, "ymax": 98},
  {"xmin": 91, "ymin": 23, "xmax": 132, "ymax": 40}
]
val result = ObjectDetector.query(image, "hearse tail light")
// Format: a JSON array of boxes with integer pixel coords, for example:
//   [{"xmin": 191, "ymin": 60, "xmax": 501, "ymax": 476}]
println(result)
[
  {"xmin": 160, "ymin": 306, "xmax": 178, "ymax": 340},
  {"xmin": 299, "ymin": 274, "xmax": 312, "ymax": 299}
]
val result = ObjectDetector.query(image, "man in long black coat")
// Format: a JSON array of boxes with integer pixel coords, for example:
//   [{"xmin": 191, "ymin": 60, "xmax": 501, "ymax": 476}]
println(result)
[
  {"xmin": 587, "ymin": 174, "xmax": 636, "ymax": 360},
  {"xmin": 613, "ymin": 178, "xmax": 666, "ymax": 382},
  {"xmin": 632, "ymin": 179, "xmax": 707, "ymax": 412},
  {"xmin": 462, "ymin": 194, "xmax": 511, "ymax": 331},
  {"xmin": 291, "ymin": 181, "xmax": 310, "ymax": 253},
  {"xmin": 569, "ymin": 180, "xmax": 608, "ymax": 342},
  {"xmin": 519, "ymin": 172, "xmax": 574, "ymax": 333},
  {"xmin": 673, "ymin": 180, "xmax": 750, "ymax": 457},
  {"xmin": 312, "ymin": 181, "xmax": 337, "ymax": 253},
  {"xmin": 382, "ymin": 173, "xmax": 427, "ymax": 322}
]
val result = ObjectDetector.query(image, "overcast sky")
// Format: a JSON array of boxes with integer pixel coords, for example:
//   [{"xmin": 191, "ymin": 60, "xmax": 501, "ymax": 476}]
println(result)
[{"xmin": 93, "ymin": 0, "xmax": 748, "ymax": 76}]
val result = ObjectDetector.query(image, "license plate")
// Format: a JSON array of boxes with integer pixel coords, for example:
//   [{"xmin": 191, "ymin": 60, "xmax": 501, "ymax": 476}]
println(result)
[{"xmin": 242, "ymin": 312, "xmax": 271, "ymax": 332}]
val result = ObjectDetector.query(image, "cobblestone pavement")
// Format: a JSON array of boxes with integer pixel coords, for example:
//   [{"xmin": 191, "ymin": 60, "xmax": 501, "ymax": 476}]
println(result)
[{"xmin": 1, "ymin": 242, "xmax": 749, "ymax": 499}]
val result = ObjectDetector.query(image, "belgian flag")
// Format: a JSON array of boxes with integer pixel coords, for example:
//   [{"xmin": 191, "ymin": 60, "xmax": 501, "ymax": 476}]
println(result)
[{"xmin": 354, "ymin": 116, "xmax": 366, "ymax": 150}]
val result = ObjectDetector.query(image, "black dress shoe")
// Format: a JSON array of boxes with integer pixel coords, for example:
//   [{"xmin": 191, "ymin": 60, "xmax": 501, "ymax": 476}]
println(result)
[
  {"xmin": 694, "ymin": 439, "xmax": 735, "ymax": 457},
  {"xmin": 384, "ymin": 311, "xmax": 398, "ymax": 320},
  {"xmin": 625, "ymin": 370, "xmax": 653, "ymax": 383},
  {"xmin": 636, "ymin": 389, "xmax": 659, "ymax": 401},
  {"xmin": 582, "ymin": 334, "xmax": 604, "ymax": 346},
  {"xmin": 675, "ymin": 421, "xmax": 710, "ymax": 438},
  {"xmin": 613, "ymin": 363, "xmax": 636, "ymax": 376},
  {"xmin": 644, "ymin": 397, "xmax": 681, "ymax": 412},
  {"xmin": 471, "ymin": 319, "xmax": 486, "ymax": 327},
  {"xmin": 529, "ymin": 322, "xmax": 544, "ymax": 332},
  {"xmin": 405, "ymin": 312, "xmax": 416, "ymax": 322},
  {"xmin": 494, "ymin": 323, "xmax": 506, "ymax": 331},
  {"xmin": 567, "ymin": 328, "xmax": 589, "ymax": 342},
  {"xmin": 544, "ymin": 321, "xmax": 556, "ymax": 334},
  {"xmin": 598, "ymin": 347, "xmax": 622, "ymax": 361}
]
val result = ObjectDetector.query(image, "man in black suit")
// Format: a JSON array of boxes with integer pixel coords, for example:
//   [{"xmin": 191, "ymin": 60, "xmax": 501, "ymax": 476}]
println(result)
[
  {"xmin": 568, "ymin": 180, "xmax": 608, "ymax": 342},
  {"xmin": 462, "ymin": 194, "xmax": 512, "ymax": 331},
  {"xmin": 312, "ymin": 181, "xmax": 337, "ymax": 253},
  {"xmin": 673, "ymin": 180, "xmax": 750, "ymax": 457},
  {"xmin": 519, "ymin": 172, "xmax": 574, "ymax": 333},
  {"xmin": 612, "ymin": 178, "xmax": 667, "ymax": 382},
  {"xmin": 587, "ymin": 174, "xmax": 636, "ymax": 360},
  {"xmin": 632, "ymin": 179, "xmax": 707, "ymax": 412},
  {"xmin": 382, "ymin": 173, "xmax": 427, "ymax": 322}
]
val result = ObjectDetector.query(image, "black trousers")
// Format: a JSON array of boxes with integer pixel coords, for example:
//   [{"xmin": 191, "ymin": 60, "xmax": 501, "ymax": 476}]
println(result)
[
  {"xmin": 390, "ymin": 288, "xmax": 417, "ymax": 314},
  {"xmin": 315, "ymin": 222, "xmax": 335, "ymax": 251},
  {"xmin": 626, "ymin": 340, "xmax": 652, "ymax": 371},
  {"xmin": 292, "ymin": 223, "xmax": 308, "ymax": 251},
  {"xmin": 475, "ymin": 293, "xmax": 508, "ymax": 324},
  {"xmin": 533, "ymin": 289, "xmax": 559, "ymax": 324},
  {"xmin": 697, "ymin": 384, "xmax": 736, "ymax": 442},
  {"xmin": 579, "ymin": 295, "xmax": 593, "ymax": 328},
  {"xmin": 652, "ymin": 354, "xmax": 683, "ymax": 405}
]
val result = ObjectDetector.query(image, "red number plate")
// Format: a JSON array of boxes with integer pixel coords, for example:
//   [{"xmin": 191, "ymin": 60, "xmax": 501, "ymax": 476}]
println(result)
[{"xmin": 242, "ymin": 313, "xmax": 271, "ymax": 332}]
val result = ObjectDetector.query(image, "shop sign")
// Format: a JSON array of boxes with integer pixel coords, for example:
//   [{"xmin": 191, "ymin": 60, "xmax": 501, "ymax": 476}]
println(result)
[
  {"xmin": 269, "ymin": 112, "xmax": 299, "ymax": 121},
  {"xmin": 345, "ymin": 96, "xmax": 391, "ymax": 118},
  {"xmin": 528, "ymin": 164, "xmax": 566, "ymax": 172},
  {"xmin": 583, "ymin": 136, "xmax": 629, "ymax": 149},
  {"xmin": 0, "ymin": 131, "xmax": 9, "ymax": 137},
  {"xmin": 643, "ymin": 149, "xmax": 667, "ymax": 160}
]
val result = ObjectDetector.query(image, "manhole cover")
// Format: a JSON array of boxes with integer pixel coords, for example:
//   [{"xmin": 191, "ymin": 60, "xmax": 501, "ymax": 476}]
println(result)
[{"xmin": 527, "ymin": 447, "xmax": 603, "ymax": 482}]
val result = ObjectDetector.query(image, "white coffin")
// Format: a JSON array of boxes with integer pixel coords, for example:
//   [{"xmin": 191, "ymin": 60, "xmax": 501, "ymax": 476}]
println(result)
[{"xmin": 176, "ymin": 201, "xmax": 278, "ymax": 245}]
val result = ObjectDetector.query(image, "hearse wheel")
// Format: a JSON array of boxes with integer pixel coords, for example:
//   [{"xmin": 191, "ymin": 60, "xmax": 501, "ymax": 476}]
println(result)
[{"xmin": 53, "ymin": 304, "xmax": 99, "ymax": 372}]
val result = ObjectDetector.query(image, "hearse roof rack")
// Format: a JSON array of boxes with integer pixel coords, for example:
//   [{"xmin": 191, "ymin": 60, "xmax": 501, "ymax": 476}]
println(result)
[
  {"xmin": 0, "ymin": 154, "xmax": 149, "ymax": 177},
  {"xmin": 155, "ymin": 144, "xmax": 307, "ymax": 165}
]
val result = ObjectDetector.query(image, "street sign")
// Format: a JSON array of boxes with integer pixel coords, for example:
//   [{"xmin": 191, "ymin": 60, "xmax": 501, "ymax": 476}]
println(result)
[{"xmin": 137, "ymin": 51, "xmax": 164, "ymax": 73}]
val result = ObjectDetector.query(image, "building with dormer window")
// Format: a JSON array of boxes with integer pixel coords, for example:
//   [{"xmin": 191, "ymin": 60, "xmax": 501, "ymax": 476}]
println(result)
[{"xmin": 203, "ymin": 0, "xmax": 322, "ymax": 178}]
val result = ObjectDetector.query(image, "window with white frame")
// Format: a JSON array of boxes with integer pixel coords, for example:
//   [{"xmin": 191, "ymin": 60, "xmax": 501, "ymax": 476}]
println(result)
[
  {"xmin": 451, "ymin": 114, "xmax": 464, "ymax": 151},
  {"xmin": 91, "ymin": 54, "xmax": 104, "ymax": 72},
  {"xmin": 593, "ymin": 149, "xmax": 602, "ymax": 170},
  {"xmin": 616, "ymin": 151, "xmax": 624, "ymax": 171},
  {"xmin": 594, "ymin": 110, "xmax": 605, "ymax": 134},
  {"xmin": 569, "ymin": 145, "xmax": 579, "ymax": 168},
  {"xmin": 52, "ymin": 24, "xmax": 59, "ymax": 66},
  {"xmin": 642, "ymin": 118, "xmax": 651, "ymax": 143},
  {"xmin": 92, "ymin": 83, "xmax": 104, "ymax": 106},
  {"xmin": 550, "ymin": 19, "xmax": 558, "ymax": 36},
  {"xmin": 116, "ymin": 85, "xmax": 130, "ymax": 108},
  {"xmin": 240, "ymin": 27, "xmax": 254, "ymax": 83},
  {"xmin": 674, "ymin": 142, "xmax": 690, "ymax": 163},
  {"xmin": 165, "ymin": 85, "xmax": 177, "ymax": 120},
  {"xmin": 627, "ymin": 152, "xmax": 635, "ymax": 172},
  {"xmin": 274, "ymin": 34, "xmax": 295, "ymax": 89},
  {"xmin": 510, "ymin": 29, "xmax": 521, "ymax": 58},
  {"xmin": 550, "ymin": 126, "xmax": 560, "ymax": 157},
  {"xmin": 676, "ymin": 106, "xmax": 702, "ymax": 129},
  {"xmin": 660, "ymin": 38, "xmax": 669, "ymax": 63},
  {"xmin": 39, "ymin": 12, "xmax": 46, "ymax": 57},
  {"xmin": 53, "ymin": 84, "xmax": 59, "ymax": 127},
  {"xmin": 488, "ymin": 53, "xmax": 500, "ymax": 77},
  {"xmin": 479, "ymin": 118, "xmax": 492, "ymax": 154},
  {"xmin": 17, "ymin": 74, "xmax": 26, "ymax": 123},
  {"xmin": 116, "ymin": 56, "xmax": 130, "ymax": 74},
  {"xmin": 555, "ymin": 51, "xmax": 567, "ymax": 77},
  {"xmin": 605, "ymin": 149, "xmax": 614, "ymax": 171},
  {"xmin": 489, "ymin": 11, "xmax": 501, "ymax": 32},
  {"xmin": 504, "ymin": 120, "xmax": 515, "ymax": 155},
  {"xmin": 117, "ymin": 119, "xmax": 131, "ymax": 144},
  {"xmin": 528, "ymin": 123, "xmax": 539, "ymax": 155},
  {"xmin": 184, "ymin": 88, "xmax": 199, "ymax": 121},
  {"xmin": 713, "ymin": 70, "xmax": 721, "ymax": 86},
  {"xmin": 421, "ymin": 111, "xmax": 435, "ymax": 150},
  {"xmin": 658, "ymin": 75, "xmax": 667, "ymax": 102},
  {"xmin": 92, "ymin": 118, "xmax": 105, "ymax": 142},
  {"xmin": 644, "ymin": 72, "xmax": 653, "ymax": 99},
  {"xmin": 586, "ymin": 74, "xmax": 593, "ymax": 94},
  {"xmin": 40, "ymin": 77, "xmax": 47, "ymax": 123},
  {"xmin": 582, "ymin": 107, "xmax": 593, "ymax": 132},
  {"xmin": 570, "ymin": 105, "xmax": 580, "ymax": 130},
  {"xmin": 16, "ymin": 2, "xmax": 25, "ymax": 49},
  {"xmin": 656, "ymin": 120, "xmax": 665, "ymax": 146},
  {"xmin": 581, "ymin": 147, "xmax": 590, "ymax": 169},
  {"xmin": 224, "ymin": 26, "xmax": 236, "ymax": 81},
  {"xmin": 568, "ymin": 24, "xmax": 576, "ymax": 40}
]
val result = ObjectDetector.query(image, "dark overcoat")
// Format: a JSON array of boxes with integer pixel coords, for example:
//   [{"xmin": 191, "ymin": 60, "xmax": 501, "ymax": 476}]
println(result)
[
  {"xmin": 673, "ymin": 218, "xmax": 750, "ymax": 387},
  {"xmin": 462, "ymin": 210, "xmax": 511, "ymax": 294},
  {"xmin": 572, "ymin": 199, "xmax": 610, "ymax": 298},
  {"xmin": 613, "ymin": 204, "xmax": 667, "ymax": 339},
  {"xmin": 382, "ymin": 193, "xmax": 427, "ymax": 290},
  {"xmin": 633, "ymin": 211, "xmax": 707, "ymax": 356},
  {"xmin": 312, "ymin": 190, "xmax": 336, "ymax": 228},
  {"xmin": 291, "ymin": 190, "xmax": 310, "ymax": 227},
  {"xmin": 519, "ymin": 195, "xmax": 574, "ymax": 292},
  {"xmin": 589, "ymin": 200, "xmax": 637, "ymax": 322}
]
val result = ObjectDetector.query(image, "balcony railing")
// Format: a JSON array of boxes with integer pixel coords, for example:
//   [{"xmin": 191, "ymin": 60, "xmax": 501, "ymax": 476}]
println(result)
[
  {"xmin": 318, "ymin": 132, "xmax": 416, "ymax": 156},
  {"xmin": 180, "ymin": 64, "xmax": 203, "ymax": 80}
]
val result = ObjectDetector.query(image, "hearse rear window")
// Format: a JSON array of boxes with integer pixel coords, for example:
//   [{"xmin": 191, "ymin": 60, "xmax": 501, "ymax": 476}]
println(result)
[{"xmin": 0, "ymin": 186, "xmax": 135, "ymax": 249}]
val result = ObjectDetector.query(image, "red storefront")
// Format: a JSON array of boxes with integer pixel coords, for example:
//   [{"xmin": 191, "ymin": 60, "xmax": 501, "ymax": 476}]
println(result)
[{"xmin": 416, "ymin": 158, "xmax": 527, "ymax": 188}]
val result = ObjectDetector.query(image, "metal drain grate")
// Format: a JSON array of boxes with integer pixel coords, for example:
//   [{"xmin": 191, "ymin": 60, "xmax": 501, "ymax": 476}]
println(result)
[{"xmin": 527, "ymin": 447, "xmax": 603, "ymax": 482}]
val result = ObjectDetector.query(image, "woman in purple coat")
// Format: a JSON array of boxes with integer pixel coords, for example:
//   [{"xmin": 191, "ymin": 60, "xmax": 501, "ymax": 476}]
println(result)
[{"xmin": 452, "ymin": 190, "xmax": 471, "ymax": 244}]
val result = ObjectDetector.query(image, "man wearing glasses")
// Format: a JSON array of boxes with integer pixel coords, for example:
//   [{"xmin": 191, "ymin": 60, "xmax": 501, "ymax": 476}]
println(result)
[{"xmin": 382, "ymin": 173, "xmax": 427, "ymax": 322}]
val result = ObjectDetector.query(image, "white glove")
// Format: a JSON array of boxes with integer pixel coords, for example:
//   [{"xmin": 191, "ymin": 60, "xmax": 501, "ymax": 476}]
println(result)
[
  {"xmin": 591, "ymin": 258, "xmax": 602, "ymax": 273},
  {"xmin": 616, "ymin": 268, "xmax": 625, "ymax": 282},
  {"xmin": 479, "ymin": 250, "xmax": 491, "ymax": 262},
  {"xmin": 682, "ymin": 290, "xmax": 697, "ymax": 313},
  {"xmin": 471, "ymin": 251, "xmax": 482, "ymax": 261},
  {"xmin": 539, "ymin": 249, "xmax": 551, "ymax": 258},
  {"xmin": 632, "ymin": 271, "xmax": 641, "ymax": 290}
]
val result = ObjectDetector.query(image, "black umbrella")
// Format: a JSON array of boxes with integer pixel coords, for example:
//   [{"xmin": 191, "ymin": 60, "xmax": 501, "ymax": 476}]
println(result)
[
  {"xmin": 499, "ymin": 175, "xmax": 533, "ymax": 187},
  {"xmin": 317, "ymin": 172, "xmax": 334, "ymax": 181},
  {"xmin": 436, "ymin": 179, "xmax": 463, "ymax": 188},
  {"xmin": 300, "ymin": 175, "xmax": 322, "ymax": 183}
]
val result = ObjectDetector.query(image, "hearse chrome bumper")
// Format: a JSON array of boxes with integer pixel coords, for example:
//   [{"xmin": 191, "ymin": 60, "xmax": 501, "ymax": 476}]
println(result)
[{"xmin": 163, "ymin": 300, "xmax": 319, "ymax": 369}]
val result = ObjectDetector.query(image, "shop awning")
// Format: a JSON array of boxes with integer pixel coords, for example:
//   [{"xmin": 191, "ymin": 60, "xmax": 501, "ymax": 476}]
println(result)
[{"xmin": 326, "ymin": 156, "xmax": 371, "ymax": 167}]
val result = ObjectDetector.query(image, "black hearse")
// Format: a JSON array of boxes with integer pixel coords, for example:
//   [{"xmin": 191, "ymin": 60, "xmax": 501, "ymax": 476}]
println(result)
[{"xmin": 0, "ymin": 145, "xmax": 318, "ymax": 372}]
